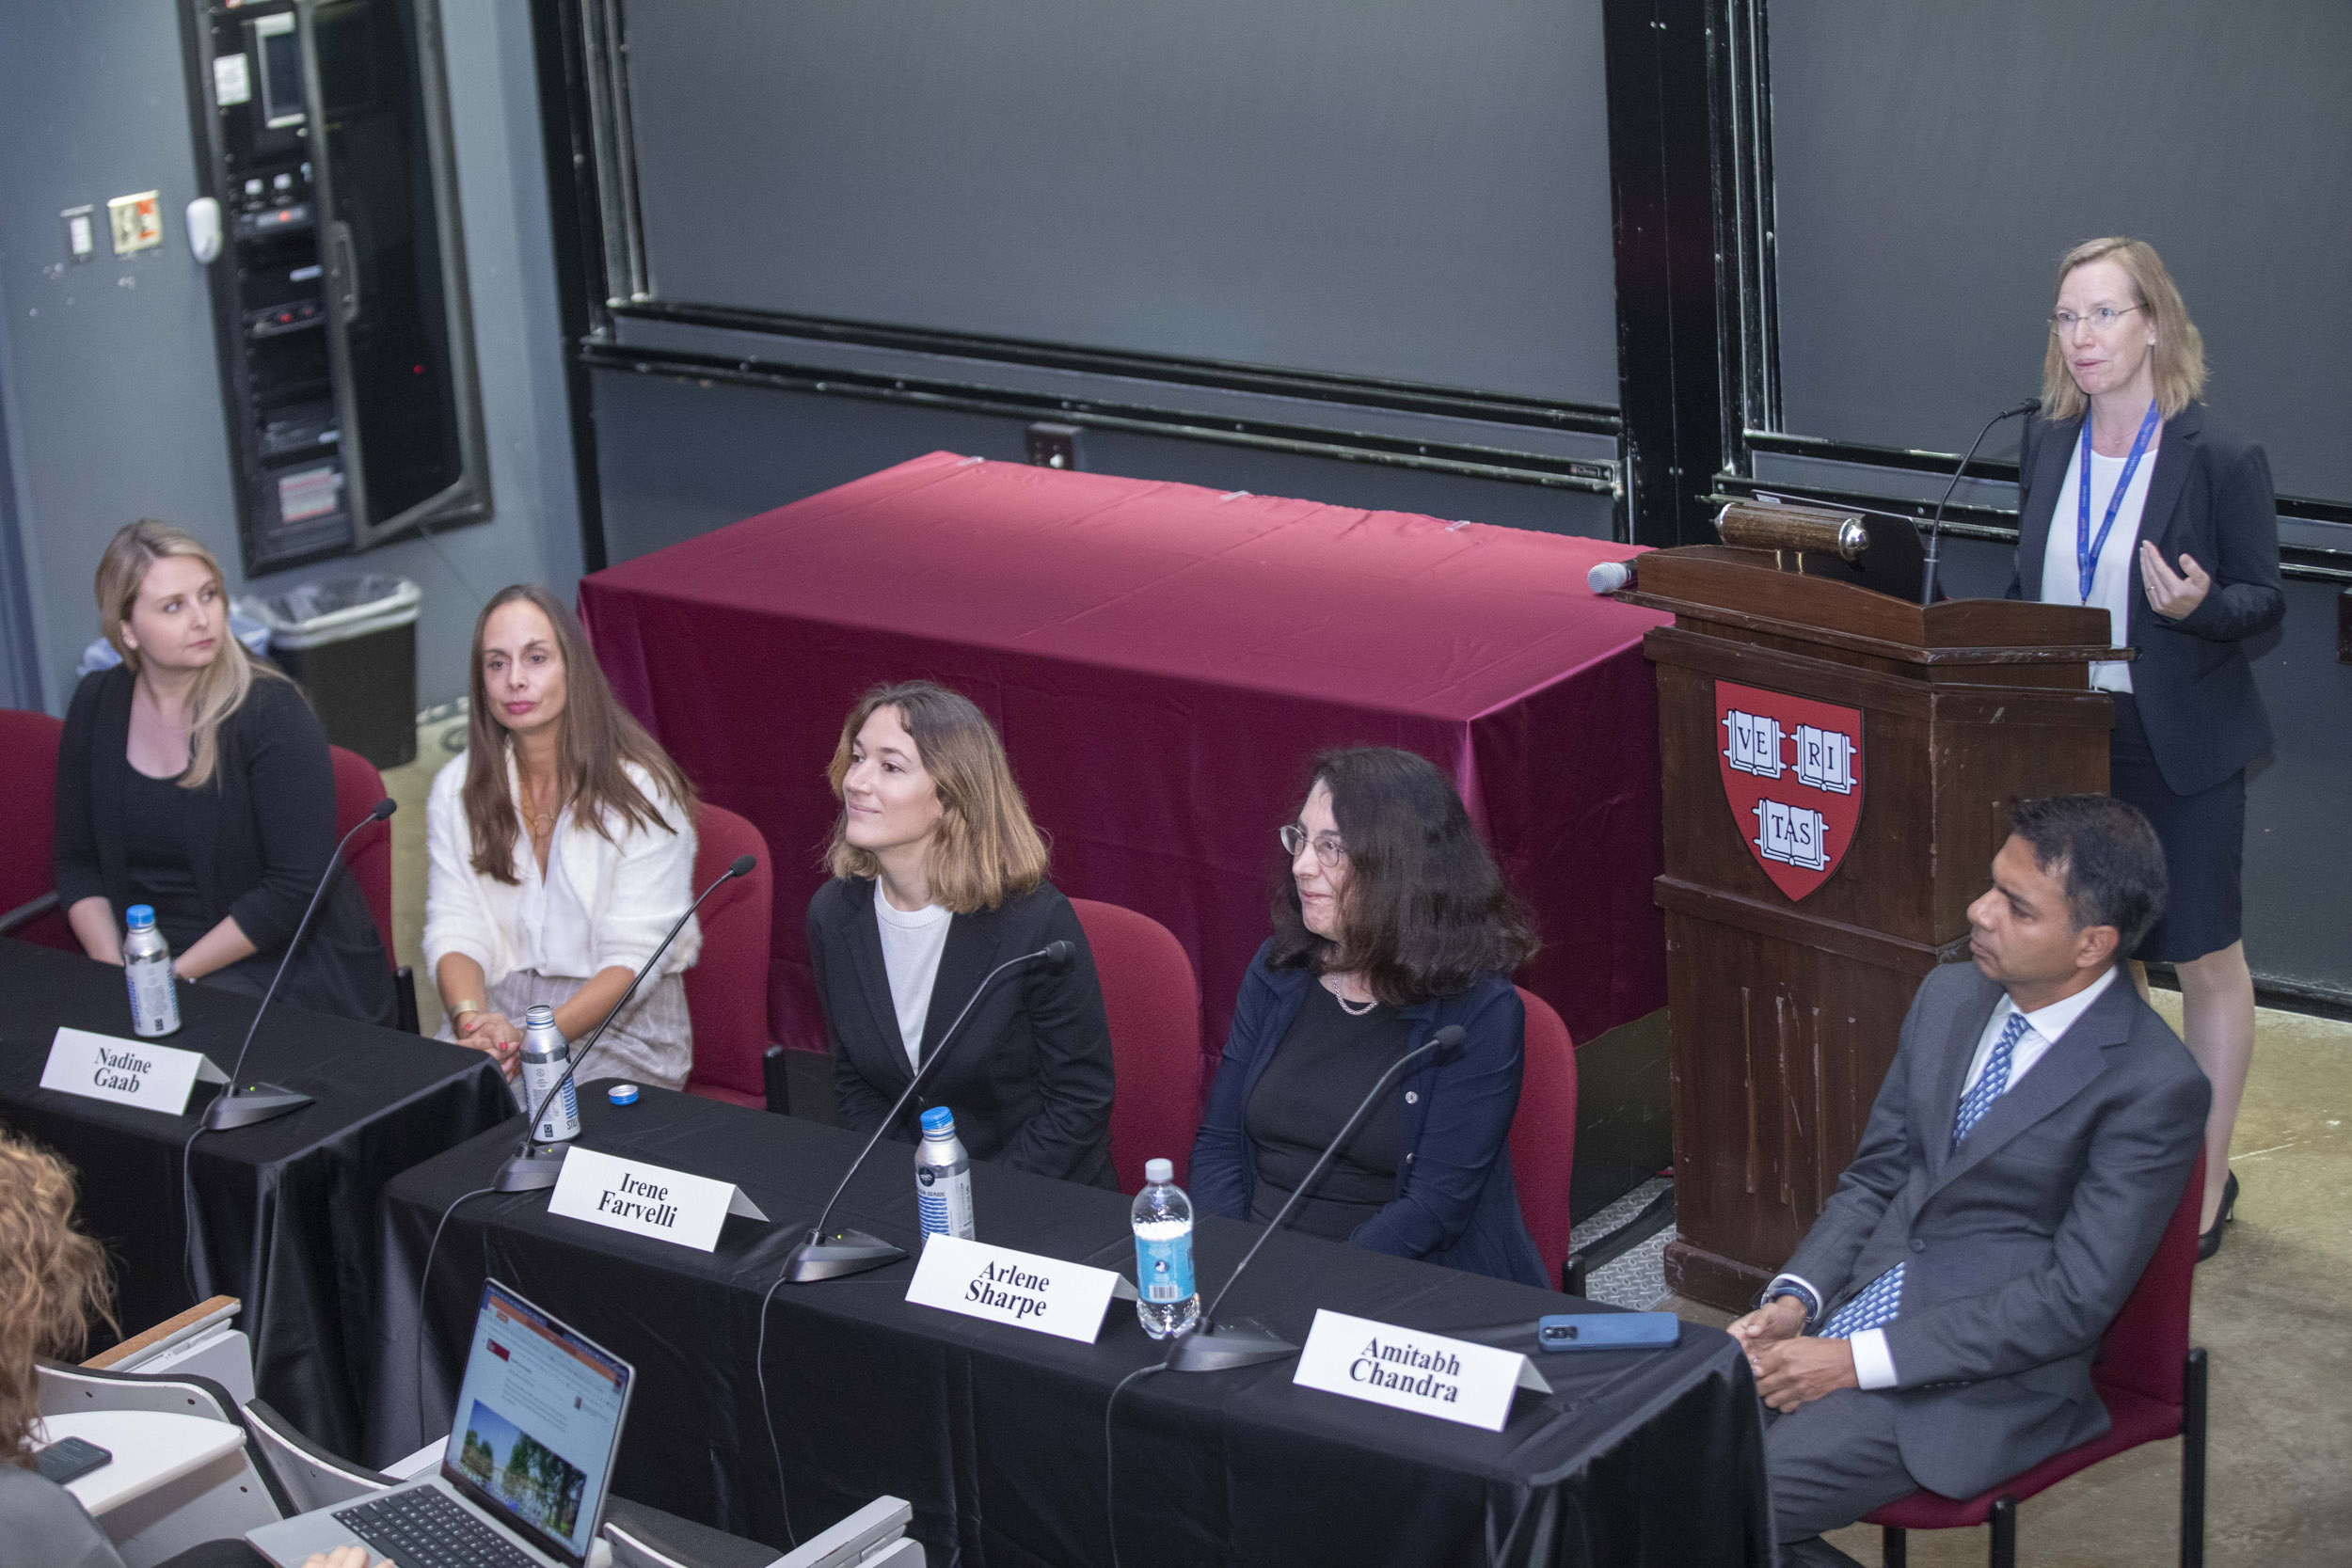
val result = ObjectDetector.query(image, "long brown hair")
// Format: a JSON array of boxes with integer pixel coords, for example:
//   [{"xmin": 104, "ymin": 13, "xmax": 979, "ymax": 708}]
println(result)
[
  {"xmin": 823, "ymin": 681, "xmax": 1050, "ymax": 914},
  {"xmin": 1266, "ymin": 747, "xmax": 1537, "ymax": 1005},
  {"xmin": 2041, "ymin": 237, "xmax": 2206, "ymax": 421},
  {"xmin": 0, "ymin": 1131, "xmax": 115, "ymax": 1465},
  {"xmin": 460, "ymin": 585, "xmax": 697, "ymax": 883},
  {"xmin": 94, "ymin": 520, "xmax": 290, "ymax": 791}
]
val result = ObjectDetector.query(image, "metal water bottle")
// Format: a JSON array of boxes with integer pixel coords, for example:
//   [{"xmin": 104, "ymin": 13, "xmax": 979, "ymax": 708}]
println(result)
[
  {"xmin": 915, "ymin": 1107, "xmax": 976, "ymax": 1241},
  {"xmin": 517, "ymin": 1005, "xmax": 580, "ymax": 1143},
  {"xmin": 122, "ymin": 905, "xmax": 181, "ymax": 1037}
]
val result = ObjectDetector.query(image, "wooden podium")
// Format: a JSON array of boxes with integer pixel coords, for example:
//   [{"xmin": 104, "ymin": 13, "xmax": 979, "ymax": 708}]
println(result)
[{"xmin": 1618, "ymin": 542, "xmax": 2117, "ymax": 1311}]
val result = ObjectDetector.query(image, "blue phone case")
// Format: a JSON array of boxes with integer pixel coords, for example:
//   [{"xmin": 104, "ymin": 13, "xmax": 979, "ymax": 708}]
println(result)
[{"xmin": 1535, "ymin": 1311, "xmax": 1678, "ymax": 1353}]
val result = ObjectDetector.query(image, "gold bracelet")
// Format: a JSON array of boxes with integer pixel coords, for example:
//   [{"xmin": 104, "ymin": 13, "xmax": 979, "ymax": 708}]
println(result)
[{"xmin": 450, "ymin": 1000, "xmax": 485, "ymax": 1022}]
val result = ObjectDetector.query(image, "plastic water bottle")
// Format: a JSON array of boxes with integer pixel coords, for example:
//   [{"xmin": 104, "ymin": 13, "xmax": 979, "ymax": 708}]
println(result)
[
  {"xmin": 122, "ymin": 905, "xmax": 181, "ymax": 1038},
  {"xmin": 517, "ymin": 1005, "xmax": 580, "ymax": 1143},
  {"xmin": 916, "ymin": 1107, "xmax": 976, "ymax": 1241},
  {"xmin": 1132, "ymin": 1159, "xmax": 1199, "ymax": 1339}
]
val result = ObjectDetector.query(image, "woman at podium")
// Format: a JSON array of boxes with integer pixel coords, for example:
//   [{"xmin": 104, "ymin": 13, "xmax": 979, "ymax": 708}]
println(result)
[
  {"xmin": 1189, "ymin": 747, "xmax": 1549, "ymax": 1286},
  {"xmin": 2009, "ymin": 236, "xmax": 2283, "ymax": 1257}
]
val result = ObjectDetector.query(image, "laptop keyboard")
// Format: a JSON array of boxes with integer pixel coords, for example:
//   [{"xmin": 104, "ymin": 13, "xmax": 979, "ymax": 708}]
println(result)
[{"xmin": 333, "ymin": 1488, "xmax": 545, "ymax": 1568}]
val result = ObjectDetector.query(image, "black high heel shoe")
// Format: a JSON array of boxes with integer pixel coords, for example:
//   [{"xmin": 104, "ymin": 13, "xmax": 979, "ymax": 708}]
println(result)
[{"xmin": 2195, "ymin": 1170, "xmax": 2239, "ymax": 1263}]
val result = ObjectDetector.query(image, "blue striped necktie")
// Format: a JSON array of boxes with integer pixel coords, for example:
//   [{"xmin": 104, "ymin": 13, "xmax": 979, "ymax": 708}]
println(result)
[{"xmin": 1821, "ymin": 1011, "xmax": 2031, "ymax": 1339}]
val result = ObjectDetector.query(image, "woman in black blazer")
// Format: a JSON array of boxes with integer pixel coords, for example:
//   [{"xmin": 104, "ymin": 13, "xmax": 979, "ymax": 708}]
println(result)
[
  {"xmin": 2007, "ymin": 238, "xmax": 2282, "ymax": 1254},
  {"xmin": 53, "ymin": 522, "xmax": 393, "ymax": 1026},
  {"xmin": 806, "ymin": 680, "xmax": 1116, "ymax": 1187}
]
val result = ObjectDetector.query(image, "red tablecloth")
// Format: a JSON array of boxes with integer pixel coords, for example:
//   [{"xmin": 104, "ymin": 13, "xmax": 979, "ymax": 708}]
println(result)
[{"xmin": 580, "ymin": 451, "xmax": 1667, "ymax": 1084}]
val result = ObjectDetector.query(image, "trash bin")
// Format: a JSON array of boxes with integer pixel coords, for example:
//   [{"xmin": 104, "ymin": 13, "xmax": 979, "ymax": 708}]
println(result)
[{"xmin": 239, "ymin": 577, "xmax": 422, "ymax": 768}]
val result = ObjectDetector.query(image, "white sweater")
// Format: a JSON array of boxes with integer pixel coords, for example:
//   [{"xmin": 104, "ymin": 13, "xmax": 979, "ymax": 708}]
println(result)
[{"xmin": 422, "ymin": 748, "xmax": 701, "ymax": 988}]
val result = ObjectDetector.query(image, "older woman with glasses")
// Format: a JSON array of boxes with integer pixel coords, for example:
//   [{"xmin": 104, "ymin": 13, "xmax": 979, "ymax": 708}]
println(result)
[
  {"xmin": 1188, "ymin": 747, "xmax": 1548, "ymax": 1286},
  {"xmin": 2007, "ymin": 236, "xmax": 2283, "ymax": 1259}
]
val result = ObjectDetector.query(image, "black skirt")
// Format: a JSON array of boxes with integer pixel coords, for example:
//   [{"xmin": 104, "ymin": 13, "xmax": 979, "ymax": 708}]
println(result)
[{"xmin": 2109, "ymin": 693, "xmax": 2244, "ymax": 963}]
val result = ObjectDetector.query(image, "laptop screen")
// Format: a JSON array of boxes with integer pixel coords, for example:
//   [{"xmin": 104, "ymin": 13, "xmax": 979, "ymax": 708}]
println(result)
[{"xmin": 440, "ymin": 1280, "xmax": 632, "ymax": 1565}]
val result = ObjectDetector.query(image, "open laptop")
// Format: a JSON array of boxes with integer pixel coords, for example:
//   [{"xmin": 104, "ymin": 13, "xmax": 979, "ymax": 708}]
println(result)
[{"xmin": 251, "ymin": 1278, "xmax": 634, "ymax": 1568}]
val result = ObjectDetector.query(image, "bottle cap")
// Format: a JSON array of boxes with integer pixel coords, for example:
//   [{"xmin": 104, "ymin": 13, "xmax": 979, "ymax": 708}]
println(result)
[
  {"xmin": 126, "ymin": 905, "xmax": 155, "ymax": 929},
  {"xmin": 1144, "ymin": 1158, "xmax": 1174, "ymax": 1185},
  {"xmin": 919, "ymin": 1106, "xmax": 955, "ymax": 1135},
  {"xmin": 608, "ymin": 1084, "xmax": 639, "ymax": 1107}
]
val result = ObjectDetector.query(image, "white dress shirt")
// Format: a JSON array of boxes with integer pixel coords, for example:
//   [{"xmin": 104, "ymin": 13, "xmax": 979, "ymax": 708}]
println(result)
[
  {"xmin": 874, "ymin": 893, "xmax": 952, "ymax": 1071},
  {"xmin": 1771, "ymin": 966, "xmax": 2122, "ymax": 1389},
  {"xmin": 422, "ymin": 748, "xmax": 701, "ymax": 987},
  {"xmin": 2040, "ymin": 438, "xmax": 2156, "ymax": 694}
]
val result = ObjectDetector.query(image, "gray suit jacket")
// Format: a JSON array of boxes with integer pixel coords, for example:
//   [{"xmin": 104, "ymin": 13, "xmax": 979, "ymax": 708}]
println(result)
[{"xmin": 1784, "ymin": 961, "xmax": 2208, "ymax": 1499}]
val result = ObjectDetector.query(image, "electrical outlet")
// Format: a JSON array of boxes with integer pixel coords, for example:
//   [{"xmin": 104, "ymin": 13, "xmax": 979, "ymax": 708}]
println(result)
[{"xmin": 1025, "ymin": 421, "xmax": 1082, "ymax": 470}]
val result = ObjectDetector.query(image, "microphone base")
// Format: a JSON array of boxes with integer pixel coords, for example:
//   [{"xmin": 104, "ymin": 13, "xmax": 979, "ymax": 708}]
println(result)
[
  {"xmin": 493, "ymin": 1141, "xmax": 576, "ymax": 1193},
  {"xmin": 781, "ymin": 1229, "xmax": 909, "ymax": 1282},
  {"xmin": 201, "ymin": 1084, "xmax": 314, "ymax": 1131},
  {"xmin": 1161, "ymin": 1319, "xmax": 1297, "ymax": 1372}
]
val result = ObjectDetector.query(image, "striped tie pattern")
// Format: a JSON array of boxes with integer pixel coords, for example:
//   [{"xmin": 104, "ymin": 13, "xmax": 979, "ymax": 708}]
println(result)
[{"xmin": 1821, "ymin": 1011, "xmax": 2031, "ymax": 1340}]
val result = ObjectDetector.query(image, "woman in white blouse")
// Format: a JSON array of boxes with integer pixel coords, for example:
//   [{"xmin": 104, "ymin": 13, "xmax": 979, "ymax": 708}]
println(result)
[{"xmin": 424, "ymin": 586, "xmax": 701, "ymax": 1092}]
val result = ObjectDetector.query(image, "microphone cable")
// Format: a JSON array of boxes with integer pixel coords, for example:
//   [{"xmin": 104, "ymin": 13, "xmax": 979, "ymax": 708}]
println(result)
[
  {"xmin": 412, "ymin": 1185, "xmax": 498, "ymax": 1448},
  {"xmin": 179, "ymin": 1121, "xmax": 210, "ymax": 1305},
  {"xmin": 1103, "ymin": 1360, "xmax": 1167, "ymax": 1568},
  {"xmin": 752, "ymin": 1272, "xmax": 802, "ymax": 1552}
]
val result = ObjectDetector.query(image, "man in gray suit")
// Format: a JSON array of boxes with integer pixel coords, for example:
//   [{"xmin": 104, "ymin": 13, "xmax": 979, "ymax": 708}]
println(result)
[{"xmin": 1728, "ymin": 796, "xmax": 2209, "ymax": 1567}]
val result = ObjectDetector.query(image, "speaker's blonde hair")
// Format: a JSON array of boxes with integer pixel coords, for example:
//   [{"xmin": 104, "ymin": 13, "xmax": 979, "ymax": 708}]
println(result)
[
  {"xmin": 93, "ymin": 521, "xmax": 287, "ymax": 790},
  {"xmin": 2041, "ymin": 237, "xmax": 2206, "ymax": 422},
  {"xmin": 0, "ymin": 1131, "xmax": 114, "ymax": 1465},
  {"xmin": 824, "ymin": 681, "xmax": 1049, "ymax": 914}
]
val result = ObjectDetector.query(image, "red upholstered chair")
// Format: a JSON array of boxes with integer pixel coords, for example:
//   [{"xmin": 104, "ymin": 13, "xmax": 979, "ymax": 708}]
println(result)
[
  {"xmin": 327, "ymin": 745, "xmax": 418, "ymax": 1032},
  {"xmin": 0, "ymin": 707, "xmax": 76, "ymax": 952},
  {"xmin": 1867, "ymin": 1151, "xmax": 2209, "ymax": 1568},
  {"xmin": 1068, "ymin": 897, "xmax": 1203, "ymax": 1195},
  {"xmin": 1509, "ymin": 987, "xmax": 1579, "ymax": 1291},
  {"xmin": 682, "ymin": 803, "xmax": 776, "ymax": 1108}
]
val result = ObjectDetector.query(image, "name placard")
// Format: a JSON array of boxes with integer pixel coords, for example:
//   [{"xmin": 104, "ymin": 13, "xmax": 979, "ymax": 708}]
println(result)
[
  {"xmin": 1293, "ymin": 1308, "xmax": 1549, "ymax": 1432},
  {"xmin": 40, "ymin": 1027, "xmax": 228, "ymax": 1116},
  {"xmin": 546, "ymin": 1146, "xmax": 768, "ymax": 1253},
  {"xmin": 904, "ymin": 1233, "xmax": 1120, "ymax": 1344}
]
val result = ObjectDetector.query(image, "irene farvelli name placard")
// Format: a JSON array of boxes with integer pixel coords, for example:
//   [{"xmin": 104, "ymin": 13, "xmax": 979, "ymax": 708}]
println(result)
[
  {"xmin": 904, "ymin": 1233, "xmax": 1120, "ymax": 1343},
  {"xmin": 40, "ymin": 1026, "xmax": 228, "ymax": 1116},
  {"xmin": 546, "ymin": 1146, "xmax": 767, "ymax": 1252},
  {"xmin": 1293, "ymin": 1308, "xmax": 1549, "ymax": 1432}
]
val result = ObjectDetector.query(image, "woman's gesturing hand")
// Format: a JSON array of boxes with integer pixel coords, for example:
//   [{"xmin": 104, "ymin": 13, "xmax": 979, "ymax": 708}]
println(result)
[{"xmin": 2139, "ymin": 540, "xmax": 2212, "ymax": 620}]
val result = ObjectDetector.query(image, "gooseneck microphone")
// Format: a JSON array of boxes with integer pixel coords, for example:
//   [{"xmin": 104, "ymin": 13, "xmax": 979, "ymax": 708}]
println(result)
[
  {"xmin": 493, "ymin": 853, "xmax": 757, "ymax": 1192},
  {"xmin": 202, "ymin": 798, "xmax": 396, "ymax": 1131},
  {"xmin": 1164, "ymin": 1022, "xmax": 1468, "ymax": 1372},
  {"xmin": 1918, "ymin": 397, "xmax": 2041, "ymax": 607},
  {"xmin": 782, "ymin": 939, "xmax": 1077, "ymax": 1282}
]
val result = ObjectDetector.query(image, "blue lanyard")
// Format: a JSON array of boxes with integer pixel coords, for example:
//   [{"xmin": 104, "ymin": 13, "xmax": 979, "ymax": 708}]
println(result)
[{"xmin": 2076, "ymin": 401, "xmax": 2161, "ymax": 601}]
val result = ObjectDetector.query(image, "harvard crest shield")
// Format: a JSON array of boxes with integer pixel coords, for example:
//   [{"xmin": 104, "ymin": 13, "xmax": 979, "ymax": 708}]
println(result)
[{"xmin": 1713, "ymin": 680, "xmax": 1865, "ymax": 902}]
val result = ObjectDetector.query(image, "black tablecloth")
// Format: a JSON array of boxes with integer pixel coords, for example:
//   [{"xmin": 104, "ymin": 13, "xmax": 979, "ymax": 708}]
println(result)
[
  {"xmin": 373, "ymin": 1086, "xmax": 1770, "ymax": 1568},
  {"xmin": 0, "ymin": 938, "xmax": 513, "ymax": 1460}
]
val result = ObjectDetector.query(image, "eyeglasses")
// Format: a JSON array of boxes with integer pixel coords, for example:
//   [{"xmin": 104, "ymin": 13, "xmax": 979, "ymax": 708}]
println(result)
[
  {"xmin": 2048, "ymin": 304, "xmax": 2148, "ymax": 338},
  {"xmin": 1279, "ymin": 824, "xmax": 1347, "ymax": 869}
]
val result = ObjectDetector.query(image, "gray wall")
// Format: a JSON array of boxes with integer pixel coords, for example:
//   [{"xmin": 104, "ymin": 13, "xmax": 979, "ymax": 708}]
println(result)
[
  {"xmin": 592, "ymin": 370, "xmax": 1617, "ymax": 571},
  {"xmin": 0, "ymin": 0, "xmax": 579, "ymax": 716}
]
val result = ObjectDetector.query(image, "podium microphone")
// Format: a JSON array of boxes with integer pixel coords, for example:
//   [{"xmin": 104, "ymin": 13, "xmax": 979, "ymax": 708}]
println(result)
[
  {"xmin": 1919, "ymin": 397, "xmax": 2040, "ymax": 607},
  {"xmin": 493, "ymin": 853, "xmax": 756, "ymax": 1192},
  {"xmin": 782, "ymin": 939, "xmax": 1077, "ymax": 1282},
  {"xmin": 202, "ymin": 798, "xmax": 395, "ymax": 1131},
  {"xmin": 1164, "ymin": 1022, "xmax": 1467, "ymax": 1372}
]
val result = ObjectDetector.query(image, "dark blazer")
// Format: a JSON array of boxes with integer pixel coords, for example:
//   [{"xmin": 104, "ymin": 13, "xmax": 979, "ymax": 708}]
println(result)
[
  {"xmin": 1189, "ymin": 942, "xmax": 1549, "ymax": 1289},
  {"xmin": 1783, "ymin": 961, "xmax": 2208, "ymax": 1500},
  {"xmin": 2008, "ymin": 403, "xmax": 2284, "ymax": 797},
  {"xmin": 808, "ymin": 876, "xmax": 1117, "ymax": 1187},
  {"xmin": 53, "ymin": 664, "xmax": 394, "ymax": 1026}
]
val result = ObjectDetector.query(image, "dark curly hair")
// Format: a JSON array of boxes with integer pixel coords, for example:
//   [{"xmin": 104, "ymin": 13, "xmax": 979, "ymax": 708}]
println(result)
[{"xmin": 1266, "ymin": 747, "xmax": 1537, "ymax": 1005}]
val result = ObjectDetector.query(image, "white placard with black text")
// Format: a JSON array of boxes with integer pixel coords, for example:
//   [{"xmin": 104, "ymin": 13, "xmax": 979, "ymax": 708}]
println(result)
[
  {"xmin": 904, "ymin": 1233, "xmax": 1120, "ymax": 1344},
  {"xmin": 1293, "ymin": 1308, "xmax": 1549, "ymax": 1432},
  {"xmin": 546, "ymin": 1146, "xmax": 767, "ymax": 1253},
  {"xmin": 40, "ymin": 1027, "xmax": 229, "ymax": 1117}
]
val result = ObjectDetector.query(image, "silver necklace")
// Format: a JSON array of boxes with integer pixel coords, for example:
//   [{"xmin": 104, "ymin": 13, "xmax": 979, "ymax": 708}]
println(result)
[{"xmin": 1327, "ymin": 976, "xmax": 1377, "ymax": 1016}]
